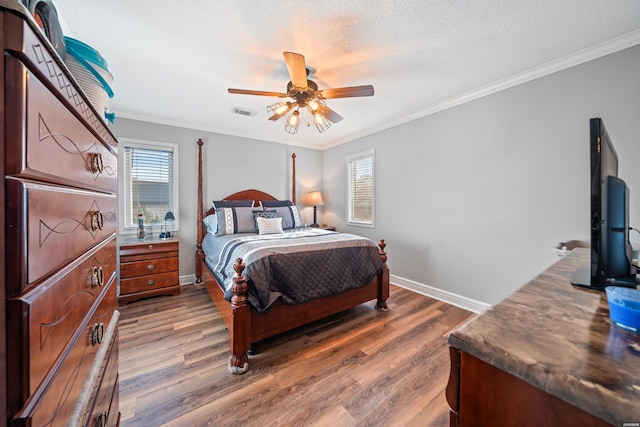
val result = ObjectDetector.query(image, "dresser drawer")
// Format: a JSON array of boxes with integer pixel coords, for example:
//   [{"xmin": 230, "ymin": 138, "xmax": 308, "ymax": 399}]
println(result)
[
  {"xmin": 120, "ymin": 271, "xmax": 179, "ymax": 295},
  {"xmin": 12, "ymin": 283, "xmax": 118, "ymax": 426},
  {"xmin": 4, "ymin": 56, "xmax": 117, "ymax": 193},
  {"xmin": 120, "ymin": 240, "xmax": 179, "ymax": 257},
  {"xmin": 120, "ymin": 256, "xmax": 178, "ymax": 278},
  {"xmin": 3, "ymin": 11, "xmax": 117, "ymax": 149},
  {"xmin": 8, "ymin": 238, "xmax": 117, "ymax": 395},
  {"xmin": 5, "ymin": 179, "xmax": 117, "ymax": 295},
  {"xmin": 82, "ymin": 333, "xmax": 119, "ymax": 427}
]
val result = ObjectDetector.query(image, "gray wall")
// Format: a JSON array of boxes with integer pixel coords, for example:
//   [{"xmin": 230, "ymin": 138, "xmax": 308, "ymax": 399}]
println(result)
[
  {"xmin": 110, "ymin": 120, "xmax": 322, "ymax": 280},
  {"xmin": 323, "ymin": 44, "xmax": 640, "ymax": 306},
  {"xmin": 111, "ymin": 44, "xmax": 640, "ymax": 307}
]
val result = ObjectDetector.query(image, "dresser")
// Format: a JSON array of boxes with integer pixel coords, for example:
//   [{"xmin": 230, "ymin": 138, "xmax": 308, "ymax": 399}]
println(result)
[
  {"xmin": 446, "ymin": 249, "xmax": 640, "ymax": 426},
  {"xmin": 119, "ymin": 239, "xmax": 181, "ymax": 305},
  {"xmin": 2, "ymin": 2, "xmax": 120, "ymax": 426}
]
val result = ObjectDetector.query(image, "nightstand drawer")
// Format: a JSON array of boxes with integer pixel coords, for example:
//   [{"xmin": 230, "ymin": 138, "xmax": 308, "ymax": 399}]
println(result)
[
  {"xmin": 120, "ymin": 256, "xmax": 178, "ymax": 278},
  {"xmin": 120, "ymin": 271, "xmax": 179, "ymax": 294},
  {"xmin": 120, "ymin": 241, "xmax": 179, "ymax": 257}
]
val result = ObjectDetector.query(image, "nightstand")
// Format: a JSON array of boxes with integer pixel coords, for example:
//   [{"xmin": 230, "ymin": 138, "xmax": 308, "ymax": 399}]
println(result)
[{"xmin": 119, "ymin": 238, "xmax": 180, "ymax": 305}]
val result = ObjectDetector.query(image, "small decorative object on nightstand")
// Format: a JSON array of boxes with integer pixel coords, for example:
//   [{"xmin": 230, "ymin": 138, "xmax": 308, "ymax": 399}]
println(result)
[
  {"xmin": 119, "ymin": 238, "xmax": 180, "ymax": 305},
  {"xmin": 159, "ymin": 210, "xmax": 175, "ymax": 239}
]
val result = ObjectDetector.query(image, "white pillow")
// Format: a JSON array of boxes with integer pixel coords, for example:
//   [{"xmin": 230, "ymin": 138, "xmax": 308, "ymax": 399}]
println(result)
[{"xmin": 257, "ymin": 217, "xmax": 284, "ymax": 235}]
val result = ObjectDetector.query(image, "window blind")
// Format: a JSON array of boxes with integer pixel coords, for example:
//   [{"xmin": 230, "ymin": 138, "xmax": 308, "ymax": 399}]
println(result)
[
  {"xmin": 123, "ymin": 144, "xmax": 175, "ymax": 228},
  {"xmin": 347, "ymin": 150, "xmax": 374, "ymax": 226}
]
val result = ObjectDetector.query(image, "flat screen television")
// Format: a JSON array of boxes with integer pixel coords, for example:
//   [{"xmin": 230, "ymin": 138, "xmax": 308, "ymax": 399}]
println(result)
[{"xmin": 571, "ymin": 118, "xmax": 638, "ymax": 289}]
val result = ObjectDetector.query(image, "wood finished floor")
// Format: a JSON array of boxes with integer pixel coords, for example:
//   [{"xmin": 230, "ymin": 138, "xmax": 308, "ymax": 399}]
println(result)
[{"xmin": 117, "ymin": 284, "xmax": 474, "ymax": 427}]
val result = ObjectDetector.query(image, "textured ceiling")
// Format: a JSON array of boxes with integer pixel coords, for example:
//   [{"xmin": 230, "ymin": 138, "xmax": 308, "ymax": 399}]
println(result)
[{"xmin": 52, "ymin": 0, "xmax": 640, "ymax": 150}]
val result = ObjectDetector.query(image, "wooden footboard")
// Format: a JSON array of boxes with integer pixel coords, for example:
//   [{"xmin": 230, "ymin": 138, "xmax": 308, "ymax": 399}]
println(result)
[{"xmin": 197, "ymin": 240, "xmax": 389, "ymax": 374}]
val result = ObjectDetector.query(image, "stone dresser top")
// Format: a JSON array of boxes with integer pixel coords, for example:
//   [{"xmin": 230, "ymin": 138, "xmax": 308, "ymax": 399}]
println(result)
[{"xmin": 447, "ymin": 248, "xmax": 640, "ymax": 425}]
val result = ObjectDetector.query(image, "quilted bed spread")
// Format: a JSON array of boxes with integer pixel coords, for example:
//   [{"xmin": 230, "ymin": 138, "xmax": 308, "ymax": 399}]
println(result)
[{"xmin": 202, "ymin": 228, "xmax": 384, "ymax": 312}]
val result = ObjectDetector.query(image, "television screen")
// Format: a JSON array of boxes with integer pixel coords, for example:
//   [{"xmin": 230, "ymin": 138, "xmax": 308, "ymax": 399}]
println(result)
[{"xmin": 571, "ymin": 118, "xmax": 638, "ymax": 289}]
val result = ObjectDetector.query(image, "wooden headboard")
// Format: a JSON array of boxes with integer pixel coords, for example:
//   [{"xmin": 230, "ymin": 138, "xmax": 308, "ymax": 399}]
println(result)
[{"xmin": 195, "ymin": 139, "xmax": 297, "ymax": 283}]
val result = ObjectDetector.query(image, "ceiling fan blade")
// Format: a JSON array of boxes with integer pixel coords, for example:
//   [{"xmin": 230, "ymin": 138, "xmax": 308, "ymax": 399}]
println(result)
[
  {"xmin": 316, "ymin": 103, "xmax": 343, "ymax": 123},
  {"xmin": 228, "ymin": 88, "xmax": 288, "ymax": 97},
  {"xmin": 283, "ymin": 52, "xmax": 308, "ymax": 91},
  {"xmin": 317, "ymin": 85, "xmax": 374, "ymax": 99}
]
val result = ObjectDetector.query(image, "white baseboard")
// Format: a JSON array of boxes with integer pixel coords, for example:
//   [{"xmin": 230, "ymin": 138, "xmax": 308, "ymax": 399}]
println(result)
[
  {"xmin": 180, "ymin": 274, "xmax": 196, "ymax": 286},
  {"xmin": 391, "ymin": 274, "xmax": 491, "ymax": 314}
]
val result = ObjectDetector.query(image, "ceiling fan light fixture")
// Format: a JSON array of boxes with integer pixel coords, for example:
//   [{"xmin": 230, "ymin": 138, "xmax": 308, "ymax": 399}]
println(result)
[
  {"xmin": 308, "ymin": 99, "xmax": 320, "ymax": 112},
  {"xmin": 284, "ymin": 110, "xmax": 300, "ymax": 134},
  {"xmin": 267, "ymin": 101, "xmax": 294, "ymax": 121},
  {"xmin": 312, "ymin": 112, "xmax": 331, "ymax": 133}
]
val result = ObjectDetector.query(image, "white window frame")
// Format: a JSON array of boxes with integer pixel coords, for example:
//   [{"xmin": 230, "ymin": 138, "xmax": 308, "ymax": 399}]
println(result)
[
  {"xmin": 118, "ymin": 138, "xmax": 180, "ymax": 235},
  {"xmin": 346, "ymin": 149, "xmax": 375, "ymax": 228}
]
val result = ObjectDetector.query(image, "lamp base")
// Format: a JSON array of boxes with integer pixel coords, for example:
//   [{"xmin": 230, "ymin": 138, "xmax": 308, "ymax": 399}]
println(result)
[{"xmin": 310, "ymin": 223, "xmax": 319, "ymax": 228}]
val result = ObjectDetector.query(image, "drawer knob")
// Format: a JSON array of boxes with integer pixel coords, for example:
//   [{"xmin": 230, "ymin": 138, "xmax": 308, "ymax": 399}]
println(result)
[
  {"xmin": 96, "ymin": 411, "xmax": 107, "ymax": 427},
  {"xmin": 147, "ymin": 264, "xmax": 155, "ymax": 271},
  {"xmin": 91, "ymin": 266, "xmax": 105, "ymax": 287},
  {"xmin": 90, "ymin": 211, "xmax": 104, "ymax": 231},
  {"xmin": 90, "ymin": 152, "xmax": 104, "ymax": 173},
  {"xmin": 148, "ymin": 279, "xmax": 155, "ymax": 287},
  {"xmin": 91, "ymin": 323, "xmax": 104, "ymax": 346}
]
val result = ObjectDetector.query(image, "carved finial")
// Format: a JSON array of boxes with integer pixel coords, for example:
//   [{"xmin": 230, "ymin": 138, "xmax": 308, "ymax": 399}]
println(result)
[
  {"xmin": 378, "ymin": 239, "xmax": 387, "ymax": 264},
  {"xmin": 197, "ymin": 138, "xmax": 204, "ymax": 148},
  {"xmin": 231, "ymin": 258, "xmax": 248, "ymax": 304}
]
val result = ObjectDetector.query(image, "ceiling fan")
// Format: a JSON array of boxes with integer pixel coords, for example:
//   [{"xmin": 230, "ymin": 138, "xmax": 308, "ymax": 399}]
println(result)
[{"xmin": 228, "ymin": 52, "xmax": 374, "ymax": 134}]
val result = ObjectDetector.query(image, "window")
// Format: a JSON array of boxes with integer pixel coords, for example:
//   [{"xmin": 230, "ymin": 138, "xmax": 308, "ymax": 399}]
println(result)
[
  {"xmin": 118, "ymin": 138, "xmax": 179, "ymax": 234},
  {"xmin": 347, "ymin": 150, "xmax": 374, "ymax": 227}
]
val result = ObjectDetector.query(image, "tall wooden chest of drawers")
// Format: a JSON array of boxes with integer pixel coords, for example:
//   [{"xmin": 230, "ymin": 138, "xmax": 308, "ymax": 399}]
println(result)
[{"xmin": 1, "ymin": 3, "xmax": 120, "ymax": 426}]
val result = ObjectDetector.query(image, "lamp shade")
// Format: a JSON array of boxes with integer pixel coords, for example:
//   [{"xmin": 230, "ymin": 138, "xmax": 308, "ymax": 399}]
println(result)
[
  {"xmin": 306, "ymin": 191, "xmax": 324, "ymax": 206},
  {"xmin": 164, "ymin": 211, "xmax": 175, "ymax": 221}
]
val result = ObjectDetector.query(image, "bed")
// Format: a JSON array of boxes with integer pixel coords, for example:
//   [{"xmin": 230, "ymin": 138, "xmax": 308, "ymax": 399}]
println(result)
[{"xmin": 194, "ymin": 139, "xmax": 389, "ymax": 374}]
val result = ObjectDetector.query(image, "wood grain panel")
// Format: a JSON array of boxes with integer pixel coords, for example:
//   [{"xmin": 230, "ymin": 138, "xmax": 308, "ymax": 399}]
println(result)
[
  {"xmin": 12, "ymin": 278, "xmax": 117, "ymax": 425},
  {"xmin": 4, "ymin": 56, "xmax": 118, "ymax": 193},
  {"xmin": 5, "ymin": 179, "xmax": 116, "ymax": 295},
  {"xmin": 117, "ymin": 284, "xmax": 474, "ymax": 426},
  {"xmin": 120, "ymin": 272, "xmax": 179, "ymax": 295},
  {"xmin": 8, "ymin": 237, "xmax": 116, "ymax": 395},
  {"xmin": 120, "ymin": 257, "xmax": 178, "ymax": 278},
  {"xmin": 3, "ymin": 11, "xmax": 117, "ymax": 148}
]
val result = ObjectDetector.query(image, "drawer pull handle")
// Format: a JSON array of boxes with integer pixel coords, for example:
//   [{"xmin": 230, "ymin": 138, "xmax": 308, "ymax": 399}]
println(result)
[
  {"xmin": 148, "ymin": 279, "xmax": 155, "ymax": 287},
  {"xmin": 147, "ymin": 264, "xmax": 155, "ymax": 271},
  {"xmin": 96, "ymin": 411, "xmax": 107, "ymax": 427},
  {"xmin": 90, "ymin": 152, "xmax": 104, "ymax": 173},
  {"xmin": 91, "ymin": 323, "xmax": 104, "ymax": 346},
  {"xmin": 91, "ymin": 266, "xmax": 105, "ymax": 287},
  {"xmin": 90, "ymin": 211, "xmax": 104, "ymax": 231}
]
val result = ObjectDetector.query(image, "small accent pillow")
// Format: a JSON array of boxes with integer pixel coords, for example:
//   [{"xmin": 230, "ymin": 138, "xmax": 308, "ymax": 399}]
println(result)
[
  {"xmin": 260, "ymin": 200, "xmax": 293, "ymax": 207},
  {"xmin": 216, "ymin": 207, "xmax": 262, "ymax": 235},
  {"xmin": 211, "ymin": 199, "xmax": 254, "ymax": 209},
  {"xmin": 203, "ymin": 214, "xmax": 218, "ymax": 235},
  {"xmin": 257, "ymin": 217, "xmax": 284, "ymax": 235},
  {"xmin": 270, "ymin": 205, "xmax": 303, "ymax": 229},
  {"xmin": 253, "ymin": 209, "xmax": 278, "ymax": 233}
]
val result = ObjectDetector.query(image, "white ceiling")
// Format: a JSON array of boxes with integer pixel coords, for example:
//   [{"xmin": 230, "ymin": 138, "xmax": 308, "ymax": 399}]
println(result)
[{"xmin": 52, "ymin": 0, "xmax": 640, "ymax": 150}]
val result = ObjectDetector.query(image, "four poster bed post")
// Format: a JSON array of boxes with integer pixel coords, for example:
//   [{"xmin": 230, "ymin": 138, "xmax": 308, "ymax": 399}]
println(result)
[{"xmin": 194, "ymin": 138, "xmax": 390, "ymax": 374}]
